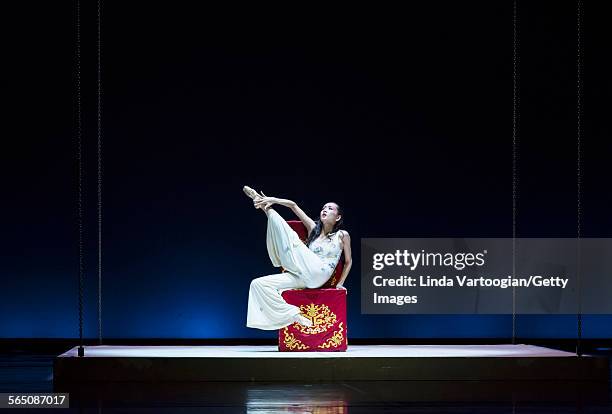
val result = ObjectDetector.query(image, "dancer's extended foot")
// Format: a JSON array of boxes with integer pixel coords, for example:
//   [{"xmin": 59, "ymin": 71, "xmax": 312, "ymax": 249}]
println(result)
[
  {"xmin": 243, "ymin": 185, "xmax": 262, "ymax": 201},
  {"xmin": 293, "ymin": 313, "xmax": 313, "ymax": 327}
]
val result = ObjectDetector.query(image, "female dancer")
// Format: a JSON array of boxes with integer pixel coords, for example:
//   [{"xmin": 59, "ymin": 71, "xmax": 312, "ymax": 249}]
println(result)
[{"xmin": 243, "ymin": 186, "xmax": 352, "ymax": 330}]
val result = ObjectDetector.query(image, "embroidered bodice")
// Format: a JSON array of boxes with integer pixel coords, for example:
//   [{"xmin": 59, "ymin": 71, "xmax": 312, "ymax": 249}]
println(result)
[{"xmin": 308, "ymin": 230, "xmax": 343, "ymax": 276}]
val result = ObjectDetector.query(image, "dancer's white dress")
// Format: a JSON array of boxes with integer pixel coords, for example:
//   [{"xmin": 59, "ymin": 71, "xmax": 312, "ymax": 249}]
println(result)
[{"xmin": 246, "ymin": 209, "xmax": 343, "ymax": 330}]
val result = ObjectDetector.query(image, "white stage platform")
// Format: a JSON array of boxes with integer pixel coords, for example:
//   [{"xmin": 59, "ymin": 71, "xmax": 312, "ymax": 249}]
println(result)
[
  {"xmin": 53, "ymin": 344, "xmax": 609, "ymax": 383},
  {"xmin": 58, "ymin": 344, "xmax": 578, "ymax": 358}
]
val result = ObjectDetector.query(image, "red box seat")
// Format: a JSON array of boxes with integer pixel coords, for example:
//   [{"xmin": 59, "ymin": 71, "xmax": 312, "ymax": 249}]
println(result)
[{"xmin": 278, "ymin": 220, "xmax": 348, "ymax": 352}]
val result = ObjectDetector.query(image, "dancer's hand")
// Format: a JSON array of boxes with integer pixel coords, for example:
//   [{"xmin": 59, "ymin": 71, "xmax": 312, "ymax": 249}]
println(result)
[{"xmin": 254, "ymin": 192, "xmax": 277, "ymax": 210}]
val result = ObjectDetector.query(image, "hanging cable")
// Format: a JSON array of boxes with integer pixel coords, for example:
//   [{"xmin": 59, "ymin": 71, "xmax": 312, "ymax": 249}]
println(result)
[
  {"xmin": 576, "ymin": 0, "xmax": 583, "ymax": 357},
  {"xmin": 97, "ymin": 0, "xmax": 104, "ymax": 346},
  {"xmin": 76, "ymin": 0, "xmax": 85, "ymax": 358},
  {"xmin": 511, "ymin": 0, "xmax": 519, "ymax": 345}
]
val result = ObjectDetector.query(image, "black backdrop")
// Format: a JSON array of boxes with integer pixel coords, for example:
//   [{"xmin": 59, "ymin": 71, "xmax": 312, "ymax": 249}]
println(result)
[{"xmin": 1, "ymin": 1, "xmax": 611, "ymax": 339}]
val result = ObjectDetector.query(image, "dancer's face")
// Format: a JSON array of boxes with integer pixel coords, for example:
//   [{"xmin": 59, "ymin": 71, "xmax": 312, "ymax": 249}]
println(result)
[{"xmin": 320, "ymin": 202, "xmax": 341, "ymax": 226}]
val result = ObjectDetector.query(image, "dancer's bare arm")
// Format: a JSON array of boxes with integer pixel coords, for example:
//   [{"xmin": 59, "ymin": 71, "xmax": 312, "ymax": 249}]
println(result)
[
  {"xmin": 336, "ymin": 230, "xmax": 352, "ymax": 289},
  {"xmin": 254, "ymin": 195, "xmax": 316, "ymax": 233}
]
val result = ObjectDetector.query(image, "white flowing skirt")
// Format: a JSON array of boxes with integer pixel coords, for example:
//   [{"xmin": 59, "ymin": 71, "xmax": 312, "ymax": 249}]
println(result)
[{"xmin": 246, "ymin": 209, "xmax": 331, "ymax": 330}]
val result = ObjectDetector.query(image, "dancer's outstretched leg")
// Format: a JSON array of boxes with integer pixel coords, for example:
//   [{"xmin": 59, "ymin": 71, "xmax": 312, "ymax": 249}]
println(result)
[{"xmin": 243, "ymin": 185, "xmax": 329, "ymax": 288}]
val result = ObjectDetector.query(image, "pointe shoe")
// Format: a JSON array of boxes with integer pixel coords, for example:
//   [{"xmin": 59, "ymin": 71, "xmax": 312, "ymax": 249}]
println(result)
[
  {"xmin": 293, "ymin": 313, "xmax": 313, "ymax": 327},
  {"xmin": 243, "ymin": 185, "xmax": 262, "ymax": 200}
]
